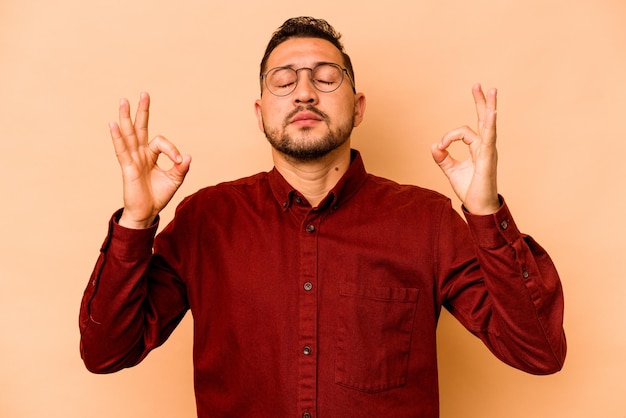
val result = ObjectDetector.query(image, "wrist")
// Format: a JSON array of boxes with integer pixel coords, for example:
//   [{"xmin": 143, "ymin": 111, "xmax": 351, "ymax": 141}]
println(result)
[
  {"xmin": 462, "ymin": 195, "xmax": 502, "ymax": 215},
  {"xmin": 117, "ymin": 211, "xmax": 157, "ymax": 229}
]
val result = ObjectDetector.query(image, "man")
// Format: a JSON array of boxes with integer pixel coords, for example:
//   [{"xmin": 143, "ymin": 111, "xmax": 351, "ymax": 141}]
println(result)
[{"xmin": 79, "ymin": 16, "xmax": 566, "ymax": 418}]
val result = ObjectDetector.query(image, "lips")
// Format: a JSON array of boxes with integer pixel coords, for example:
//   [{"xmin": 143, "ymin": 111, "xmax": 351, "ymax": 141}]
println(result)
[{"xmin": 290, "ymin": 111, "xmax": 323, "ymax": 124}]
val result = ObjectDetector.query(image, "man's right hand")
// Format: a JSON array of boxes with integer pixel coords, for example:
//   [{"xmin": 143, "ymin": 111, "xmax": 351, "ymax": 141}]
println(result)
[{"xmin": 109, "ymin": 92, "xmax": 191, "ymax": 229}]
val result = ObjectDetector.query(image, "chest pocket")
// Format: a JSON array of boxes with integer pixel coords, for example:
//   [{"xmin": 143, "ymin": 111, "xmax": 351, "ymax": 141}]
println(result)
[{"xmin": 335, "ymin": 282, "xmax": 419, "ymax": 393}]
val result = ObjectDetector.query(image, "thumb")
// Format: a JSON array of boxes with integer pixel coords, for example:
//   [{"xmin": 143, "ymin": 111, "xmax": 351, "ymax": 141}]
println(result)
[
  {"xmin": 168, "ymin": 153, "xmax": 192, "ymax": 184},
  {"xmin": 430, "ymin": 143, "xmax": 447, "ymax": 165},
  {"xmin": 430, "ymin": 143, "xmax": 455, "ymax": 169}
]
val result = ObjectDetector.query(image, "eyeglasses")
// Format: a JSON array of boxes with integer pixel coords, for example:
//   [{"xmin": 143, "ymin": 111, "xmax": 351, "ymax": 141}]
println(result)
[{"xmin": 261, "ymin": 63, "xmax": 356, "ymax": 97}]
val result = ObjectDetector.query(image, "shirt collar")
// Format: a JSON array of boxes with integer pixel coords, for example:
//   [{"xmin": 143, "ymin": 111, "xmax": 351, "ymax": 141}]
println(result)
[{"xmin": 268, "ymin": 149, "xmax": 369, "ymax": 211}]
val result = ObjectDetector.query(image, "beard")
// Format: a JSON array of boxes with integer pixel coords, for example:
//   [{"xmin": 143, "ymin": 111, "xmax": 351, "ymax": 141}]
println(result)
[{"xmin": 263, "ymin": 105, "xmax": 354, "ymax": 162}]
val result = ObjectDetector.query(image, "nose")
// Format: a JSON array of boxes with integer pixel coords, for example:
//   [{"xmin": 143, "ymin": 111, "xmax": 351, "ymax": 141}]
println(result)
[{"xmin": 292, "ymin": 69, "xmax": 319, "ymax": 105}]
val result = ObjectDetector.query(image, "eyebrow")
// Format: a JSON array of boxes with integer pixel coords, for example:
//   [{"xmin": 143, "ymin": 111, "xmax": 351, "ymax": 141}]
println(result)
[{"xmin": 273, "ymin": 61, "xmax": 338, "ymax": 69}]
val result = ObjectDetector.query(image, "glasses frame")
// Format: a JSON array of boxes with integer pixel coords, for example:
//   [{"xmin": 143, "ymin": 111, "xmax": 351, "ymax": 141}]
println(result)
[{"xmin": 260, "ymin": 62, "xmax": 356, "ymax": 97}]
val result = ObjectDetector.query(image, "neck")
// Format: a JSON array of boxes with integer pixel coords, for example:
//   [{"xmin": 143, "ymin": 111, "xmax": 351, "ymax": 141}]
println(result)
[{"xmin": 272, "ymin": 143, "xmax": 351, "ymax": 207}]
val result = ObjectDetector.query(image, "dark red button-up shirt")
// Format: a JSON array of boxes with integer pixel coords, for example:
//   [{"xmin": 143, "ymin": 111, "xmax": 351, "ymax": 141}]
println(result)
[{"xmin": 80, "ymin": 150, "xmax": 566, "ymax": 417}]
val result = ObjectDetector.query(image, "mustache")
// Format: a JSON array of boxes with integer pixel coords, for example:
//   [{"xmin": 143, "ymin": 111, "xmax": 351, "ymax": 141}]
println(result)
[{"xmin": 284, "ymin": 105, "xmax": 329, "ymax": 126}]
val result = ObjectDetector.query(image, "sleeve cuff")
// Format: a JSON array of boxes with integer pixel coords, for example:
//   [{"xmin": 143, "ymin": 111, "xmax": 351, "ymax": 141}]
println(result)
[
  {"xmin": 463, "ymin": 196, "xmax": 523, "ymax": 249},
  {"xmin": 99, "ymin": 209, "xmax": 160, "ymax": 260}
]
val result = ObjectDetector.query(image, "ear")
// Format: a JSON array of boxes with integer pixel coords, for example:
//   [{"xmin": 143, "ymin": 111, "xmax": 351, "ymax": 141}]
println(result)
[
  {"xmin": 352, "ymin": 93, "xmax": 366, "ymax": 127},
  {"xmin": 254, "ymin": 99, "xmax": 264, "ymax": 132}
]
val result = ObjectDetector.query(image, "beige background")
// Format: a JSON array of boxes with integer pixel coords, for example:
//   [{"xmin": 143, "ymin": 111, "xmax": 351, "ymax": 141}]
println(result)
[{"xmin": 1, "ymin": 0, "xmax": 624, "ymax": 417}]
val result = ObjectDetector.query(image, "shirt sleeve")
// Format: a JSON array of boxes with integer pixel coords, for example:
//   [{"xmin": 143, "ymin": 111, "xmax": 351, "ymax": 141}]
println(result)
[
  {"xmin": 78, "ymin": 210, "xmax": 189, "ymax": 373},
  {"xmin": 438, "ymin": 197, "xmax": 566, "ymax": 374}
]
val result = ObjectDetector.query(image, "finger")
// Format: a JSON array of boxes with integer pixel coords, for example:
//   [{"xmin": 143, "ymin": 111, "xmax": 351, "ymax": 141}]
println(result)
[
  {"xmin": 486, "ymin": 87, "xmax": 497, "ymax": 112},
  {"xmin": 485, "ymin": 87, "xmax": 498, "ymax": 134},
  {"xmin": 134, "ymin": 92, "xmax": 150, "ymax": 143},
  {"xmin": 482, "ymin": 102, "xmax": 498, "ymax": 146},
  {"xmin": 438, "ymin": 126, "xmax": 477, "ymax": 149},
  {"xmin": 148, "ymin": 135, "xmax": 184, "ymax": 165},
  {"xmin": 472, "ymin": 83, "xmax": 487, "ymax": 132},
  {"xmin": 109, "ymin": 121, "xmax": 132, "ymax": 166},
  {"xmin": 149, "ymin": 136, "xmax": 192, "ymax": 184},
  {"xmin": 118, "ymin": 98, "xmax": 139, "ymax": 149}
]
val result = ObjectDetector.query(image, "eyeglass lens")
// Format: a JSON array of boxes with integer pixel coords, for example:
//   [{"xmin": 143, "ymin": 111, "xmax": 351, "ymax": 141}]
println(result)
[{"xmin": 265, "ymin": 64, "xmax": 345, "ymax": 96}]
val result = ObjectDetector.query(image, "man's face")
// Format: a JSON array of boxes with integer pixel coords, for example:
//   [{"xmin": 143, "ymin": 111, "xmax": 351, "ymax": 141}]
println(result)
[{"xmin": 254, "ymin": 37, "xmax": 365, "ymax": 162}]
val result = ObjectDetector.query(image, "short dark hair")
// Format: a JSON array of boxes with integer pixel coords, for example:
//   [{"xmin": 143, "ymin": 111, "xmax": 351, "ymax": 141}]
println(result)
[{"xmin": 259, "ymin": 17, "xmax": 356, "ymax": 92}]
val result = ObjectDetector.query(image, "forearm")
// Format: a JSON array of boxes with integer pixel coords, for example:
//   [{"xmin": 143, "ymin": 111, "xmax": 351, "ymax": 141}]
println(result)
[
  {"xmin": 79, "ymin": 212, "xmax": 187, "ymax": 373},
  {"xmin": 79, "ymin": 255, "xmax": 150, "ymax": 372},
  {"xmin": 464, "ymin": 200, "xmax": 566, "ymax": 373}
]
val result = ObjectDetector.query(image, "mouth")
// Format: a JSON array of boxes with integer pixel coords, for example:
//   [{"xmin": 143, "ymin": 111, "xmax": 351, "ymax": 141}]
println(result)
[
  {"xmin": 285, "ymin": 105, "xmax": 330, "ymax": 128},
  {"xmin": 289, "ymin": 111, "xmax": 323, "ymax": 126}
]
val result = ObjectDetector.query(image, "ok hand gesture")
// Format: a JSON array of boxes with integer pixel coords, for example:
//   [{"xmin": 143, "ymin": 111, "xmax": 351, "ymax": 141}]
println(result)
[
  {"xmin": 431, "ymin": 84, "xmax": 500, "ymax": 215},
  {"xmin": 109, "ymin": 93, "xmax": 191, "ymax": 229}
]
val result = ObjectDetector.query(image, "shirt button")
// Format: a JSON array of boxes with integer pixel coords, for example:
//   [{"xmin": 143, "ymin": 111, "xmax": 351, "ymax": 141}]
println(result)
[
  {"xmin": 303, "ymin": 282, "xmax": 313, "ymax": 291},
  {"xmin": 303, "ymin": 412, "xmax": 311, "ymax": 418},
  {"xmin": 305, "ymin": 224, "xmax": 315, "ymax": 233},
  {"xmin": 295, "ymin": 196, "xmax": 303, "ymax": 204},
  {"xmin": 303, "ymin": 345, "xmax": 312, "ymax": 356},
  {"xmin": 522, "ymin": 270, "xmax": 529, "ymax": 278},
  {"xmin": 500, "ymin": 220, "xmax": 509, "ymax": 230}
]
